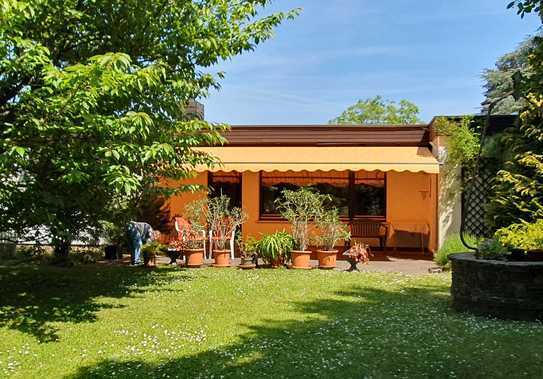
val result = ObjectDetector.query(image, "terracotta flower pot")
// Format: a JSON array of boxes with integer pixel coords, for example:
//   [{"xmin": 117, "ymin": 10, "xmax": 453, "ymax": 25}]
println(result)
[
  {"xmin": 239, "ymin": 256, "xmax": 256, "ymax": 270},
  {"xmin": 317, "ymin": 250, "xmax": 338, "ymax": 269},
  {"xmin": 291, "ymin": 250, "xmax": 312, "ymax": 269},
  {"xmin": 184, "ymin": 248, "xmax": 204, "ymax": 268},
  {"xmin": 213, "ymin": 249, "xmax": 231, "ymax": 267},
  {"xmin": 270, "ymin": 257, "xmax": 284, "ymax": 268}
]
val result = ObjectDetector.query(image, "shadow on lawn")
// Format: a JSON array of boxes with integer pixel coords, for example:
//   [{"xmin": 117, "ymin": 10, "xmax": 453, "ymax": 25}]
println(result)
[
  {"xmin": 0, "ymin": 264, "xmax": 188, "ymax": 343},
  {"xmin": 67, "ymin": 282, "xmax": 493, "ymax": 378}
]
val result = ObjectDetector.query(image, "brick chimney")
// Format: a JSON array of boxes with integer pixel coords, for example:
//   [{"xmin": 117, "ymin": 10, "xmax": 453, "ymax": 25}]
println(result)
[{"xmin": 186, "ymin": 100, "xmax": 204, "ymax": 120}]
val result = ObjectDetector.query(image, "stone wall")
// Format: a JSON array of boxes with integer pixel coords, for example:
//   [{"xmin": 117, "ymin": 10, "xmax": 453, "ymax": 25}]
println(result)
[{"xmin": 450, "ymin": 253, "xmax": 543, "ymax": 320}]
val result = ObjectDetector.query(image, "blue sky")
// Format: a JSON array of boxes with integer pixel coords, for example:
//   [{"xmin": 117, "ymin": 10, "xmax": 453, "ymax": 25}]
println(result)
[{"xmin": 204, "ymin": 0, "xmax": 540, "ymax": 125}]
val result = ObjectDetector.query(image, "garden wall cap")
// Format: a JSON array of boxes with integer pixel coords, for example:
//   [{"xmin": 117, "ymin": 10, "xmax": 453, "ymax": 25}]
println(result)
[{"xmin": 449, "ymin": 252, "xmax": 543, "ymax": 267}]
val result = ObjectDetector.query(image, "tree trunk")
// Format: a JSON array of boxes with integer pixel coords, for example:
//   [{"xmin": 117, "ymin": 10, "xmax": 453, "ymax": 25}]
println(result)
[{"xmin": 53, "ymin": 240, "xmax": 72, "ymax": 265}]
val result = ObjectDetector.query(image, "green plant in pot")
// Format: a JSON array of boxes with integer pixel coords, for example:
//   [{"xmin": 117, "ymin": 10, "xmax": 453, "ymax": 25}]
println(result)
[
  {"xmin": 237, "ymin": 235, "xmax": 259, "ymax": 268},
  {"xmin": 207, "ymin": 195, "xmax": 247, "ymax": 267},
  {"xmin": 276, "ymin": 188, "xmax": 327, "ymax": 269},
  {"xmin": 172, "ymin": 198, "xmax": 208, "ymax": 267},
  {"xmin": 141, "ymin": 241, "xmax": 168, "ymax": 267},
  {"xmin": 315, "ymin": 208, "xmax": 351, "ymax": 269},
  {"xmin": 257, "ymin": 231, "xmax": 294, "ymax": 268}
]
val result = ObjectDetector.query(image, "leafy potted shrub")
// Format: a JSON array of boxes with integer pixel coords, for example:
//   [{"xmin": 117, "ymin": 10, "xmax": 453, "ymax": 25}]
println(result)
[
  {"xmin": 141, "ymin": 241, "xmax": 168, "ymax": 267},
  {"xmin": 276, "ymin": 188, "xmax": 327, "ymax": 269},
  {"xmin": 496, "ymin": 220, "xmax": 543, "ymax": 260},
  {"xmin": 315, "ymin": 209, "xmax": 350, "ymax": 269},
  {"xmin": 257, "ymin": 231, "xmax": 294, "ymax": 268},
  {"xmin": 207, "ymin": 195, "xmax": 247, "ymax": 267},
  {"xmin": 174, "ymin": 198, "xmax": 208, "ymax": 268},
  {"xmin": 238, "ymin": 236, "xmax": 259, "ymax": 269}
]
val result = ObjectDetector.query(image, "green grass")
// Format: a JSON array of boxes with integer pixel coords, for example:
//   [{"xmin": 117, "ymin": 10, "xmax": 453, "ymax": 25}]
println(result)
[{"xmin": 1, "ymin": 263, "xmax": 542, "ymax": 378}]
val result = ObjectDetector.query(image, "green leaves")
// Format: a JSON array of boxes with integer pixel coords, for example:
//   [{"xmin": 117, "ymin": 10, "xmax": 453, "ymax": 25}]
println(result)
[
  {"xmin": 257, "ymin": 231, "xmax": 295, "ymax": 264},
  {"xmin": 434, "ymin": 116, "xmax": 479, "ymax": 169},
  {"xmin": 0, "ymin": 0, "xmax": 296, "ymax": 251},
  {"xmin": 276, "ymin": 188, "xmax": 329, "ymax": 251},
  {"xmin": 315, "ymin": 208, "xmax": 350, "ymax": 251},
  {"xmin": 507, "ymin": 1, "xmax": 543, "ymax": 20},
  {"xmin": 329, "ymin": 96, "xmax": 422, "ymax": 125}
]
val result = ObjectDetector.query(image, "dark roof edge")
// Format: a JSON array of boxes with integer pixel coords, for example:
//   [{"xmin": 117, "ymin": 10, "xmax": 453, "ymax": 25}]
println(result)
[{"xmin": 228, "ymin": 124, "xmax": 430, "ymax": 130}]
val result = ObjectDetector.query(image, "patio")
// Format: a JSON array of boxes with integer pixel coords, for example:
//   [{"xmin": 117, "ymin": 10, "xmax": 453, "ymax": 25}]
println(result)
[{"xmin": 102, "ymin": 251, "xmax": 436, "ymax": 275}]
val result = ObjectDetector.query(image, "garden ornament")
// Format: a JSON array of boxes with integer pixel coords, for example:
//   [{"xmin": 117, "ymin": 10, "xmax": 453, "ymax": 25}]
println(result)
[{"xmin": 127, "ymin": 221, "xmax": 154, "ymax": 265}]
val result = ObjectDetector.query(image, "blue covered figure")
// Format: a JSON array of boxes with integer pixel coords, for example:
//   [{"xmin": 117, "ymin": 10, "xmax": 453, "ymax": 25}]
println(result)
[{"xmin": 127, "ymin": 221, "xmax": 154, "ymax": 265}]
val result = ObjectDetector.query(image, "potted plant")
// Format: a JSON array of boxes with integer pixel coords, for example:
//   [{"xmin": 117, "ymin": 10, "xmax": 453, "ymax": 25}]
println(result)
[
  {"xmin": 315, "ymin": 209, "xmax": 351, "ymax": 269},
  {"xmin": 257, "ymin": 231, "xmax": 294, "ymax": 268},
  {"xmin": 207, "ymin": 195, "xmax": 247, "ymax": 267},
  {"xmin": 141, "ymin": 241, "xmax": 168, "ymax": 267},
  {"xmin": 238, "ymin": 235, "xmax": 259, "ymax": 269},
  {"xmin": 276, "ymin": 188, "xmax": 327, "ymax": 269},
  {"xmin": 174, "ymin": 198, "xmax": 208, "ymax": 268}
]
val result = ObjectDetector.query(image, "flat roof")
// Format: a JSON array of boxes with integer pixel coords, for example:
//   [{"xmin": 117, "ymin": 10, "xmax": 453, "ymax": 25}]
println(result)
[{"xmin": 222, "ymin": 125, "xmax": 431, "ymax": 147}]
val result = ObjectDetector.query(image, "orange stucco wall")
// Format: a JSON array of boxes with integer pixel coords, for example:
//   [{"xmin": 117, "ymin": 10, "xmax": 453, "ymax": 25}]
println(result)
[
  {"xmin": 164, "ymin": 172, "xmax": 208, "ymax": 218},
  {"xmin": 166, "ymin": 170, "xmax": 438, "ymax": 252},
  {"xmin": 386, "ymin": 171, "xmax": 438, "ymax": 252}
]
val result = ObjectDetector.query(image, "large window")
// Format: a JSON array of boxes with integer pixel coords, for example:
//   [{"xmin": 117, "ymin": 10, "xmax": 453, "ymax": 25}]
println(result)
[
  {"xmin": 208, "ymin": 171, "xmax": 242, "ymax": 208},
  {"xmin": 352, "ymin": 171, "xmax": 386, "ymax": 217},
  {"xmin": 259, "ymin": 171, "xmax": 386, "ymax": 219},
  {"xmin": 260, "ymin": 172, "xmax": 350, "ymax": 217}
]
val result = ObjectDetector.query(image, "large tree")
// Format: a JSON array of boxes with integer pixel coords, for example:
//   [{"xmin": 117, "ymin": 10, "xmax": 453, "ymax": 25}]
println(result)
[
  {"xmin": 487, "ymin": 2, "xmax": 543, "ymax": 229},
  {"xmin": 329, "ymin": 96, "xmax": 421, "ymax": 125},
  {"xmin": 0, "ymin": 1, "xmax": 297, "ymax": 259},
  {"xmin": 482, "ymin": 36, "xmax": 536, "ymax": 114},
  {"xmin": 508, "ymin": 0, "xmax": 543, "ymax": 20}
]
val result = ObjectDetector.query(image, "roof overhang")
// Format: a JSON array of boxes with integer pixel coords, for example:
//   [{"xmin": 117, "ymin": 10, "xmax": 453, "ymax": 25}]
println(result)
[{"xmin": 196, "ymin": 146, "xmax": 439, "ymax": 174}]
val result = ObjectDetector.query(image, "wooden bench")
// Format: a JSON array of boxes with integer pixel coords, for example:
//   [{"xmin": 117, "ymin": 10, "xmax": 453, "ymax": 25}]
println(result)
[{"xmin": 349, "ymin": 220, "xmax": 389, "ymax": 250}]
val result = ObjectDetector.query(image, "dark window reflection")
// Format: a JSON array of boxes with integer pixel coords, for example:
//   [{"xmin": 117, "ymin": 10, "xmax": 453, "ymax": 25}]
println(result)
[{"xmin": 209, "ymin": 171, "xmax": 242, "ymax": 208}]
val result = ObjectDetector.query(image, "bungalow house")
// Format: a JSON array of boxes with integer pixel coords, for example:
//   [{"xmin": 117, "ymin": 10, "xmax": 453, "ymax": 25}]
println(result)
[{"xmin": 166, "ymin": 123, "xmax": 442, "ymax": 254}]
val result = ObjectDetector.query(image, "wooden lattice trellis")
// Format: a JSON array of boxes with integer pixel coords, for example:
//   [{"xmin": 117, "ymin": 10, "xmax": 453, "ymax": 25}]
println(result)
[{"xmin": 461, "ymin": 161, "xmax": 497, "ymax": 238}]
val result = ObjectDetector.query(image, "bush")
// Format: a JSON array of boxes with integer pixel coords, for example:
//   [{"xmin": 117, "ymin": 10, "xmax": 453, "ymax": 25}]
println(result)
[
  {"xmin": 496, "ymin": 219, "xmax": 543, "ymax": 251},
  {"xmin": 69, "ymin": 247, "xmax": 104, "ymax": 265},
  {"xmin": 477, "ymin": 238, "xmax": 508, "ymax": 259},
  {"xmin": 434, "ymin": 234, "xmax": 477, "ymax": 267}
]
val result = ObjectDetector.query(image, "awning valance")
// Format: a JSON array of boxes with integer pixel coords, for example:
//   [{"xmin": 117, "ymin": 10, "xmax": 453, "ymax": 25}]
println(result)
[{"xmin": 196, "ymin": 146, "xmax": 439, "ymax": 174}]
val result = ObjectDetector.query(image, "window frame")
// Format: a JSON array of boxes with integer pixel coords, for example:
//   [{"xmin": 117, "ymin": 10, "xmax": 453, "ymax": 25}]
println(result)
[
  {"xmin": 258, "ymin": 171, "xmax": 386, "ymax": 221},
  {"xmin": 208, "ymin": 171, "xmax": 243, "ymax": 209}
]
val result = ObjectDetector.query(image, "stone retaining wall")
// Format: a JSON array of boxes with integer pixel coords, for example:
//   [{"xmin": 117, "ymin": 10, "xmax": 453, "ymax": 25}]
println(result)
[{"xmin": 450, "ymin": 253, "xmax": 543, "ymax": 320}]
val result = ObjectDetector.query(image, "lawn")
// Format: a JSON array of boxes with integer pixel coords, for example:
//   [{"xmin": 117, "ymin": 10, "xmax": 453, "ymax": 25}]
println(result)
[{"xmin": 1, "ymin": 263, "xmax": 542, "ymax": 378}]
